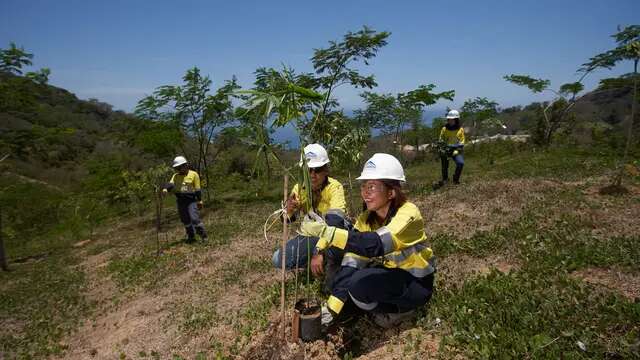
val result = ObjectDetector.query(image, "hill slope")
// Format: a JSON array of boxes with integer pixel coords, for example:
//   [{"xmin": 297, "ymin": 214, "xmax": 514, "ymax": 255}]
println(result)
[
  {"xmin": 0, "ymin": 72, "xmax": 178, "ymax": 189},
  {"xmin": 1, "ymin": 144, "xmax": 639, "ymax": 359}
]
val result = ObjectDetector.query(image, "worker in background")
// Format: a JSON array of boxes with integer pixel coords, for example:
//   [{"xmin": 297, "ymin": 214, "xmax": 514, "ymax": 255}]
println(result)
[
  {"xmin": 272, "ymin": 143, "xmax": 349, "ymax": 291},
  {"xmin": 162, "ymin": 156, "xmax": 208, "ymax": 243},
  {"xmin": 300, "ymin": 153, "xmax": 436, "ymax": 328},
  {"xmin": 438, "ymin": 109, "xmax": 466, "ymax": 186}
]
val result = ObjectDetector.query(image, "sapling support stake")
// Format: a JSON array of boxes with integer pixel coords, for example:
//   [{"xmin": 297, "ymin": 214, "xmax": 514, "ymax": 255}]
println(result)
[
  {"xmin": 280, "ymin": 173, "xmax": 289, "ymax": 341},
  {"xmin": 294, "ymin": 231, "xmax": 300, "ymax": 306}
]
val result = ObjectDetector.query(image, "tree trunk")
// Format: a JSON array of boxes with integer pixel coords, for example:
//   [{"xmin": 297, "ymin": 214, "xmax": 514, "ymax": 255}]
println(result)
[
  {"xmin": 615, "ymin": 60, "xmax": 639, "ymax": 186},
  {"xmin": 0, "ymin": 205, "xmax": 8, "ymax": 271},
  {"xmin": 414, "ymin": 121, "xmax": 420, "ymax": 160},
  {"xmin": 264, "ymin": 148, "xmax": 271, "ymax": 180},
  {"xmin": 202, "ymin": 156, "xmax": 211, "ymax": 202}
]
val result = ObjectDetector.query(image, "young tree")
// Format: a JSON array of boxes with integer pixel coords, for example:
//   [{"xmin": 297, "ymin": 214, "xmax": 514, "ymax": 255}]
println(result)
[
  {"xmin": 460, "ymin": 97, "xmax": 499, "ymax": 136},
  {"xmin": 0, "ymin": 42, "xmax": 33, "ymax": 75},
  {"xmin": 580, "ymin": 25, "xmax": 640, "ymax": 186},
  {"xmin": 321, "ymin": 112, "xmax": 370, "ymax": 215},
  {"xmin": 504, "ymin": 74, "xmax": 584, "ymax": 145},
  {"xmin": 135, "ymin": 67, "xmax": 239, "ymax": 199},
  {"xmin": 236, "ymin": 66, "xmax": 324, "ymax": 180},
  {"xmin": 25, "ymin": 67, "xmax": 50, "ymax": 85},
  {"xmin": 356, "ymin": 84, "xmax": 454, "ymax": 156},
  {"xmin": 307, "ymin": 26, "xmax": 390, "ymax": 140},
  {"xmin": 404, "ymin": 85, "xmax": 455, "ymax": 153}
]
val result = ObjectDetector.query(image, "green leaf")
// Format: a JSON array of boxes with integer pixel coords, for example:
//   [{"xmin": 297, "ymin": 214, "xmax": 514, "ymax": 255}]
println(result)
[{"xmin": 504, "ymin": 74, "xmax": 551, "ymax": 93}]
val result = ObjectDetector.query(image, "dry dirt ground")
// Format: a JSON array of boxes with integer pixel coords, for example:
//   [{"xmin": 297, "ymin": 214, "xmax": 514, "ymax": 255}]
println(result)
[{"xmin": 56, "ymin": 177, "xmax": 640, "ymax": 359}]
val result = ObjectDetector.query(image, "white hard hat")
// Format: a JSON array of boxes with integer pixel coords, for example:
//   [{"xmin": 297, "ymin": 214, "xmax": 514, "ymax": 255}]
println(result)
[
  {"xmin": 446, "ymin": 109, "xmax": 460, "ymax": 119},
  {"xmin": 301, "ymin": 143, "xmax": 330, "ymax": 168},
  {"xmin": 172, "ymin": 156, "xmax": 188, "ymax": 168},
  {"xmin": 356, "ymin": 153, "xmax": 406, "ymax": 182}
]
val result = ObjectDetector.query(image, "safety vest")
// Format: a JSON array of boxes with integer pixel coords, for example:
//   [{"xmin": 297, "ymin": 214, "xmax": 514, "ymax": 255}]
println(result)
[
  {"xmin": 291, "ymin": 177, "xmax": 347, "ymax": 218},
  {"xmin": 169, "ymin": 170, "xmax": 202, "ymax": 202},
  {"xmin": 340, "ymin": 202, "xmax": 436, "ymax": 278},
  {"xmin": 440, "ymin": 126, "xmax": 466, "ymax": 146}
]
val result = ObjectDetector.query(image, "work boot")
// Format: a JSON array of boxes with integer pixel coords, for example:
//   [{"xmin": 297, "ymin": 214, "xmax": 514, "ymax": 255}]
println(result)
[
  {"xmin": 185, "ymin": 237, "xmax": 196, "ymax": 244},
  {"xmin": 432, "ymin": 179, "xmax": 448, "ymax": 190},
  {"xmin": 201, "ymin": 235, "xmax": 208, "ymax": 243},
  {"xmin": 372, "ymin": 310, "xmax": 416, "ymax": 329}
]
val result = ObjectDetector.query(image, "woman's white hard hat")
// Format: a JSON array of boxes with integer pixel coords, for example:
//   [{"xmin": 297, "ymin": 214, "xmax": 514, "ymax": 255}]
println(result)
[{"xmin": 356, "ymin": 153, "xmax": 406, "ymax": 182}]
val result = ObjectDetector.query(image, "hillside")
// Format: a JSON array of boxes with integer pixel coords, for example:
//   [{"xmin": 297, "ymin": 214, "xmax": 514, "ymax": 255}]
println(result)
[
  {"xmin": 495, "ymin": 75, "xmax": 639, "ymax": 139},
  {"xmin": 2, "ymin": 137, "xmax": 640, "ymax": 358},
  {"xmin": 0, "ymin": 71, "xmax": 180, "ymax": 189},
  {"xmin": 1, "ymin": 70, "xmax": 640, "ymax": 359}
]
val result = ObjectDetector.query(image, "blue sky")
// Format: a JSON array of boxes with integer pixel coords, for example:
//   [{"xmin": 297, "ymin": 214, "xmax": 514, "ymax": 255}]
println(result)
[{"xmin": 1, "ymin": 0, "xmax": 638, "ymax": 116}]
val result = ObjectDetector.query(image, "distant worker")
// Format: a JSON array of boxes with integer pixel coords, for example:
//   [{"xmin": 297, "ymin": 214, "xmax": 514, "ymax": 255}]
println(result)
[
  {"xmin": 272, "ymin": 144, "xmax": 350, "ymax": 290},
  {"xmin": 162, "ymin": 156, "xmax": 208, "ymax": 243},
  {"xmin": 300, "ymin": 153, "xmax": 436, "ymax": 328},
  {"xmin": 438, "ymin": 109, "xmax": 466, "ymax": 186}
]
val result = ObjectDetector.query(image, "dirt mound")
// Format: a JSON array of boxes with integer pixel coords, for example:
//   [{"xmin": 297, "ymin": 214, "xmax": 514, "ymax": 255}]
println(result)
[{"xmin": 242, "ymin": 316, "xmax": 343, "ymax": 360}]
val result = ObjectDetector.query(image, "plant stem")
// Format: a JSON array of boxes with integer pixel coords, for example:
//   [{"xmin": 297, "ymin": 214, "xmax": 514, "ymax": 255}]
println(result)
[{"xmin": 280, "ymin": 174, "xmax": 289, "ymax": 341}]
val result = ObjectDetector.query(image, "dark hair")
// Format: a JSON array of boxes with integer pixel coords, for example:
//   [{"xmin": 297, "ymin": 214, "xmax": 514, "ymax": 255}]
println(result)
[
  {"xmin": 311, "ymin": 168, "xmax": 330, "ymax": 211},
  {"xmin": 364, "ymin": 179, "xmax": 407, "ymax": 226},
  {"xmin": 445, "ymin": 117, "xmax": 461, "ymax": 130}
]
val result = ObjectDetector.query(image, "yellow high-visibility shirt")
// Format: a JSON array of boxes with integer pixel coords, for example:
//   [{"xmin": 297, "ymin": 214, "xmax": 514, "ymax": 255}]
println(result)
[
  {"xmin": 329, "ymin": 201, "xmax": 436, "ymax": 279},
  {"xmin": 439, "ymin": 126, "xmax": 465, "ymax": 146},
  {"xmin": 170, "ymin": 170, "xmax": 201, "ymax": 194},
  {"xmin": 290, "ymin": 177, "xmax": 346, "ymax": 217}
]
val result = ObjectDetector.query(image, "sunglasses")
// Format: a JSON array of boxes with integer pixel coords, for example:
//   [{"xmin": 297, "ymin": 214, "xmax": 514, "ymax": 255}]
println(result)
[{"xmin": 309, "ymin": 166, "xmax": 327, "ymax": 174}]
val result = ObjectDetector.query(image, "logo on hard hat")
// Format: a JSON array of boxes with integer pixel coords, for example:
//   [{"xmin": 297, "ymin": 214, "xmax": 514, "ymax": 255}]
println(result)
[
  {"xmin": 305, "ymin": 151, "xmax": 317, "ymax": 159},
  {"xmin": 364, "ymin": 160, "xmax": 376, "ymax": 169}
]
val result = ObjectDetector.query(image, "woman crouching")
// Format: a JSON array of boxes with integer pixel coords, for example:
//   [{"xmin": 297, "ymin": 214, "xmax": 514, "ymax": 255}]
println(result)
[{"xmin": 300, "ymin": 153, "xmax": 436, "ymax": 328}]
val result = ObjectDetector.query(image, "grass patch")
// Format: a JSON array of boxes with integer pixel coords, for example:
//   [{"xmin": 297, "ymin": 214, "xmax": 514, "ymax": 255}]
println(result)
[
  {"xmin": 426, "ymin": 270, "xmax": 640, "ymax": 359},
  {"xmin": 0, "ymin": 253, "xmax": 89, "ymax": 358},
  {"xmin": 404, "ymin": 143, "xmax": 620, "ymax": 190},
  {"xmin": 106, "ymin": 249, "xmax": 189, "ymax": 291},
  {"xmin": 521, "ymin": 216, "xmax": 640, "ymax": 273}
]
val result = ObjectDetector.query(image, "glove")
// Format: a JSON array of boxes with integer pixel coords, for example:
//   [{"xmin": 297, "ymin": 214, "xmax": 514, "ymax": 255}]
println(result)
[
  {"xmin": 161, "ymin": 189, "xmax": 168, "ymax": 195},
  {"xmin": 197, "ymin": 201, "xmax": 204, "ymax": 209},
  {"xmin": 305, "ymin": 211, "xmax": 325, "ymax": 224},
  {"xmin": 299, "ymin": 220, "xmax": 330, "ymax": 238},
  {"xmin": 452, "ymin": 150, "xmax": 459, "ymax": 156}
]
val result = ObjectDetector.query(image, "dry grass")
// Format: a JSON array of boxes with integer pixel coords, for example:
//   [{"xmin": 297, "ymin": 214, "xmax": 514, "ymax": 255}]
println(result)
[
  {"xmin": 437, "ymin": 254, "xmax": 520, "ymax": 291},
  {"xmin": 45, "ymin": 175, "xmax": 640, "ymax": 359},
  {"xmin": 571, "ymin": 267, "xmax": 640, "ymax": 301},
  {"xmin": 416, "ymin": 179, "xmax": 556, "ymax": 239}
]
